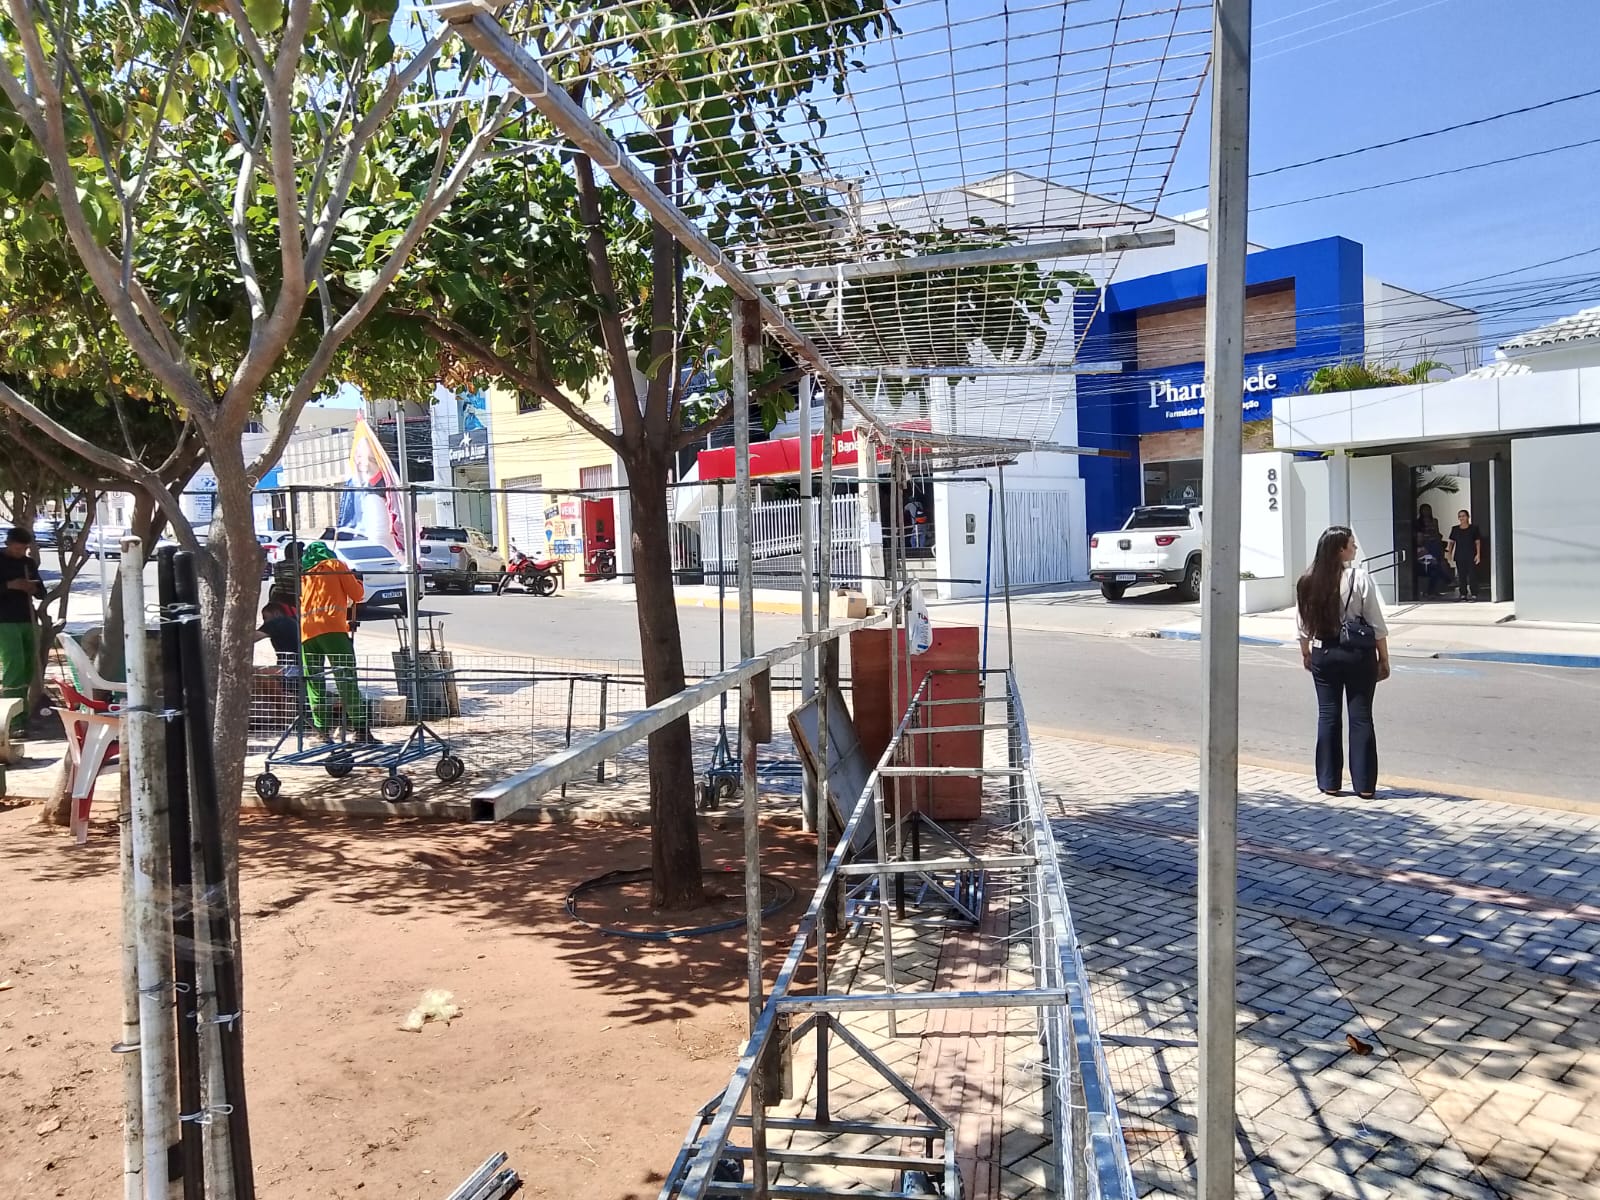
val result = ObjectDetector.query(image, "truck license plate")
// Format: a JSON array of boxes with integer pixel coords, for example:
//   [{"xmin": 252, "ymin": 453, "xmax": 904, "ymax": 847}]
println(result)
[{"xmin": 1115, "ymin": 574, "xmax": 1136, "ymax": 582}]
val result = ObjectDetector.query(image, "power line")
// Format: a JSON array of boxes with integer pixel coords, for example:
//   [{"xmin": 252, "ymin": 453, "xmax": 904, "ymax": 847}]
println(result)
[
  {"xmin": 1167, "ymin": 84, "xmax": 1600, "ymax": 197},
  {"xmin": 1252, "ymin": 135, "xmax": 1600, "ymax": 212}
]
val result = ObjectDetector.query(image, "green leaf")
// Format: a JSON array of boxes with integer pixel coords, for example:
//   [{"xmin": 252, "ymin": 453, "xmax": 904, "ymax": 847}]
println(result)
[{"xmin": 243, "ymin": 0, "xmax": 285, "ymax": 36}]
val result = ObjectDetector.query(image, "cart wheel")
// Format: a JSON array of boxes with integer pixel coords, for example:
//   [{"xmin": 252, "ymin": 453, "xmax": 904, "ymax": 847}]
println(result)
[
  {"xmin": 435, "ymin": 755, "xmax": 466, "ymax": 783},
  {"xmin": 716, "ymin": 775, "xmax": 738, "ymax": 801},
  {"xmin": 254, "ymin": 773, "xmax": 282, "ymax": 801},
  {"xmin": 533, "ymin": 573, "xmax": 558, "ymax": 597},
  {"xmin": 699, "ymin": 780, "xmax": 716, "ymax": 810},
  {"xmin": 380, "ymin": 775, "xmax": 412, "ymax": 803},
  {"xmin": 324, "ymin": 751, "xmax": 355, "ymax": 779}
]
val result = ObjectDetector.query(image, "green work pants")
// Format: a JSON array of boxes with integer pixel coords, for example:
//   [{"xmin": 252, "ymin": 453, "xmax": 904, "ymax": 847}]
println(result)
[
  {"xmin": 0, "ymin": 621, "xmax": 36, "ymax": 735},
  {"xmin": 301, "ymin": 630, "xmax": 365, "ymax": 733}
]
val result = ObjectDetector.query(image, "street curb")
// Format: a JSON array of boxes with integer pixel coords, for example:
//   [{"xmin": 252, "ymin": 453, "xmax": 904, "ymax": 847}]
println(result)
[
  {"xmin": 1150, "ymin": 628, "xmax": 1287, "ymax": 647},
  {"xmin": 680, "ymin": 594, "xmax": 807, "ymax": 616},
  {"xmin": 1031, "ymin": 726, "xmax": 1599, "ymax": 818},
  {"xmin": 1436, "ymin": 650, "xmax": 1600, "ymax": 670}
]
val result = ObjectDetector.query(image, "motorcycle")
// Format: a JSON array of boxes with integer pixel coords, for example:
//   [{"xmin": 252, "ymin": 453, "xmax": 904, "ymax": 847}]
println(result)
[
  {"xmin": 584, "ymin": 544, "xmax": 617, "ymax": 581},
  {"xmin": 496, "ymin": 547, "xmax": 562, "ymax": 597}
]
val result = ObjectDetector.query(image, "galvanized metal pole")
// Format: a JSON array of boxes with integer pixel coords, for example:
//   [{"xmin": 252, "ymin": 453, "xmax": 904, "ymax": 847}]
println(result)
[
  {"xmin": 121, "ymin": 540, "xmax": 180, "ymax": 1200},
  {"xmin": 797, "ymin": 375, "xmax": 818, "ymax": 833},
  {"xmin": 815, "ymin": 384, "xmax": 836, "ymax": 1120},
  {"xmin": 997, "ymin": 464, "xmax": 1015, "ymax": 669},
  {"xmin": 732, "ymin": 296, "xmax": 769, "ymax": 1197},
  {"xmin": 396, "ymin": 404, "xmax": 422, "ymax": 716},
  {"xmin": 1198, "ymin": 3, "xmax": 1252, "ymax": 1198}
]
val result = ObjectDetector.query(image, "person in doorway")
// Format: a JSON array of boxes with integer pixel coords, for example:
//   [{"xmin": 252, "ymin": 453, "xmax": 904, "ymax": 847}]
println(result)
[
  {"xmin": 297, "ymin": 542, "xmax": 374, "ymax": 743},
  {"xmin": 0, "ymin": 528, "xmax": 42, "ymax": 739},
  {"xmin": 1446, "ymin": 509, "xmax": 1483, "ymax": 601},
  {"xmin": 1414, "ymin": 504, "xmax": 1447, "ymax": 597},
  {"xmin": 904, "ymin": 496, "xmax": 925, "ymax": 550},
  {"xmin": 1296, "ymin": 526, "xmax": 1390, "ymax": 799}
]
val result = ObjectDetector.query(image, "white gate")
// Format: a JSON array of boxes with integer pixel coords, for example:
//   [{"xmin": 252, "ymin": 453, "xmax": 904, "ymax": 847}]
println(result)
[
  {"xmin": 993, "ymin": 489, "xmax": 1076, "ymax": 587},
  {"xmin": 503, "ymin": 475, "xmax": 544, "ymax": 554},
  {"xmin": 694, "ymin": 494, "xmax": 861, "ymax": 590}
]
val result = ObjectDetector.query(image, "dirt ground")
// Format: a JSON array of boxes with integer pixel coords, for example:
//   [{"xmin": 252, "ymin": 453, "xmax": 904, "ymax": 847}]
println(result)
[{"xmin": 0, "ymin": 801, "xmax": 819, "ymax": 1199}]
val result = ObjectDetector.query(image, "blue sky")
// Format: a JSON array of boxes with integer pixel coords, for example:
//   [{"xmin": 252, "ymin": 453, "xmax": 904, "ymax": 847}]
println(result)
[{"xmin": 1164, "ymin": 0, "xmax": 1600, "ymax": 335}]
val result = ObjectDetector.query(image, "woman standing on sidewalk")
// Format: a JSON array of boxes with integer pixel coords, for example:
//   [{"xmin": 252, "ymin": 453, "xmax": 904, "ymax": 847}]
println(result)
[{"xmin": 1296, "ymin": 526, "xmax": 1390, "ymax": 798}]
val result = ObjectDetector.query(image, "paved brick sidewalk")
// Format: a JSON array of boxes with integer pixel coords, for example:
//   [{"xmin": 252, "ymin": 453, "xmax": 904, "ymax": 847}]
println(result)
[{"xmin": 1037, "ymin": 734, "xmax": 1600, "ymax": 1200}]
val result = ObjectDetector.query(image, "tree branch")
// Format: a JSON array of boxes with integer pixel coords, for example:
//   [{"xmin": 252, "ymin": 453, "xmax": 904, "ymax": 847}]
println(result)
[
  {"xmin": 0, "ymin": 0, "xmax": 204, "ymax": 410},
  {"xmin": 245, "ymin": 100, "xmax": 517, "ymax": 480},
  {"xmin": 571, "ymin": 150, "xmax": 645, "ymax": 445},
  {"xmin": 393, "ymin": 302, "xmax": 621, "ymax": 452}
]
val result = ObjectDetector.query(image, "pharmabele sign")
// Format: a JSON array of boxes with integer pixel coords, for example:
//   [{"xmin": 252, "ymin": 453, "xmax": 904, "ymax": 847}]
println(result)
[{"xmin": 1148, "ymin": 365, "xmax": 1280, "ymax": 417}]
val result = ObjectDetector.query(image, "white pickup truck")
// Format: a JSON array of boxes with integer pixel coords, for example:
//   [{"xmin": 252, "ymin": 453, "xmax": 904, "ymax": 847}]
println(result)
[{"xmin": 1089, "ymin": 505, "xmax": 1203, "ymax": 602}]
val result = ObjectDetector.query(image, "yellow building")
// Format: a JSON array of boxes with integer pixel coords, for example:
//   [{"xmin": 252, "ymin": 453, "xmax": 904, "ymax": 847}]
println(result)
[{"xmin": 484, "ymin": 382, "xmax": 622, "ymax": 565}]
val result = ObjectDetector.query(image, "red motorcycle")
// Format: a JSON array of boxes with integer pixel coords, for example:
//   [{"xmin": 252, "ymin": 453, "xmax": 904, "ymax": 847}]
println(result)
[{"xmin": 496, "ymin": 547, "xmax": 563, "ymax": 597}]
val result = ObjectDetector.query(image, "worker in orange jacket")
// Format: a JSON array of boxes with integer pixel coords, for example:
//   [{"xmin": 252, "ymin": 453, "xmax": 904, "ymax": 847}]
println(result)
[{"xmin": 298, "ymin": 542, "xmax": 374, "ymax": 743}]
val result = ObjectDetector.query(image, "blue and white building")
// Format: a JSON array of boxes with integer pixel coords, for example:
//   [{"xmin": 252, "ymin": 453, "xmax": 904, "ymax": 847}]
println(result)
[{"xmin": 881, "ymin": 173, "xmax": 1479, "ymax": 599}]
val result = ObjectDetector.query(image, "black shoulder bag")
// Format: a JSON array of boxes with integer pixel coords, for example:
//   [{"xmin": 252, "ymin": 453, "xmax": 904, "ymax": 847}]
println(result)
[{"xmin": 1339, "ymin": 570, "xmax": 1377, "ymax": 651}]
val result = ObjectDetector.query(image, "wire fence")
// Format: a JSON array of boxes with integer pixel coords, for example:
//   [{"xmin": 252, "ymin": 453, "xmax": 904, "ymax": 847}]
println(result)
[{"xmin": 244, "ymin": 652, "xmax": 815, "ymax": 811}]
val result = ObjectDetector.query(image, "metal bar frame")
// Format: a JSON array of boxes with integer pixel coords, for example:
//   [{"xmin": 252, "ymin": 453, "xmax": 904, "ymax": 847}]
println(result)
[
  {"xmin": 745, "ymin": 229, "xmax": 1176, "ymax": 286},
  {"xmin": 438, "ymin": 4, "xmax": 893, "ymax": 442},
  {"xmin": 659, "ymin": 666, "xmax": 1133, "ymax": 1200}
]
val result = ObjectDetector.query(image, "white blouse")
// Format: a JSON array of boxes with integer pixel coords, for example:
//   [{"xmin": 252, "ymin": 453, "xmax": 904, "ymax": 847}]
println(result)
[{"xmin": 1299, "ymin": 566, "xmax": 1389, "ymax": 642}]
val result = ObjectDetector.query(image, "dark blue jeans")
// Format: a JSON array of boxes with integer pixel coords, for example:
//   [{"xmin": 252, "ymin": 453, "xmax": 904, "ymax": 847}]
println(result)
[{"xmin": 1310, "ymin": 643, "xmax": 1379, "ymax": 794}]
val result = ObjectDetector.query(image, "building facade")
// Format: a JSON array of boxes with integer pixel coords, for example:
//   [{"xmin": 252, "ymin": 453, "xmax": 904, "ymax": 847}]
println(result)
[
  {"xmin": 1274, "ymin": 305, "xmax": 1600, "ymax": 623},
  {"xmin": 482, "ymin": 382, "xmax": 624, "ymax": 574}
]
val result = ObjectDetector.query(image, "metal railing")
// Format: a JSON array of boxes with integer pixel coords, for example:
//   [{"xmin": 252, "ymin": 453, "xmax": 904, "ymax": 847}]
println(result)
[{"xmin": 653, "ymin": 667, "xmax": 1133, "ymax": 1200}]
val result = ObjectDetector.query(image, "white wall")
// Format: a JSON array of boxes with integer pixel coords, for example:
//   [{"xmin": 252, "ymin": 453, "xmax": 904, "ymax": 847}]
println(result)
[
  {"xmin": 1348, "ymin": 455, "xmax": 1397, "ymax": 603},
  {"xmin": 1275, "ymin": 366, "xmax": 1600, "ymax": 451},
  {"xmin": 1363, "ymin": 278, "xmax": 1482, "ymax": 378},
  {"xmin": 1290, "ymin": 458, "xmax": 1331, "ymax": 585},
  {"xmin": 1511, "ymin": 431, "xmax": 1600, "ymax": 623},
  {"xmin": 935, "ymin": 481, "xmax": 991, "ymax": 599}
]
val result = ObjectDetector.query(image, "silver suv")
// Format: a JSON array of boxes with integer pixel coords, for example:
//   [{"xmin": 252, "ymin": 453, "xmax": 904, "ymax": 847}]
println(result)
[{"xmin": 418, "ymin": 526, "xmax": 505, "ymax": 592}]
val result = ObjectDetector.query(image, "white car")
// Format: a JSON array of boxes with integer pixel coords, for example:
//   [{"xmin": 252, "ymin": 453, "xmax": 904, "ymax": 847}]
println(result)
[
  {"xmin": 1089, "ymin": 505, "xmax": 1204, "ymax": 602},
  {"xmin": 329, "ymin": 539, "xmax": 409, "ymax": 612}
]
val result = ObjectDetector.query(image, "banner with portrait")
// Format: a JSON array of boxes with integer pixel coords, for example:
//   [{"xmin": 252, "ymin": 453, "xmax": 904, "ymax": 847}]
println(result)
[{"xmin": 336, "ymin": 413, "xmax": 403, "ymax": 556}]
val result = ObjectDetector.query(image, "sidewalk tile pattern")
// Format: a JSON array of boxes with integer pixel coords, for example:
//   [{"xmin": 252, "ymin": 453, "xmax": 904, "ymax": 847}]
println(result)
[{"xmin": 1035, "ymin": 735, "xmax": 1600, "ymax": 1200}]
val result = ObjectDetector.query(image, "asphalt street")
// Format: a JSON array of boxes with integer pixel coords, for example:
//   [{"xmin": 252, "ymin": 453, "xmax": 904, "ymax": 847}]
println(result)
[{"xmin": 405, "ymin": 585, "xmax": 1598, "ymax": 805}]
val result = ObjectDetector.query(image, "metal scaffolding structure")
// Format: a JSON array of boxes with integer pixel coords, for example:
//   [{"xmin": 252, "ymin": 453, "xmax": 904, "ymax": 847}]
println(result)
[{"xmin": 425, "ymin": 3, "xmax": 1239, "ymax": 1196}]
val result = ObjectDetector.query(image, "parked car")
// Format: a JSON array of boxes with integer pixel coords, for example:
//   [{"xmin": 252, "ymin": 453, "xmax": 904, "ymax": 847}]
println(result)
[
  {"xmin": 418, "ymin": 525, "xmax": 505, "ymax": 592},
  {"xmin": 1088, "ymin": 505, "xmax": 1204, "ymax": 602},
  {"xmin": 330, "ymin": 539, "xmax": 409, "ymax": 613}
]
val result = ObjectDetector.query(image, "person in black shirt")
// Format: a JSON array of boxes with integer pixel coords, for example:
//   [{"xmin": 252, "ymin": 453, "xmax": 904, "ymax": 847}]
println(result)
[
  {"xmin": 0, "ymin": 527, "xmax": 43, "ymax": 737},
  {"xmin": 1446, "ymin": 510, "xmax": 1483, "ymax": 601},
  {"xmin": 257, "ymin": 600, "xmax": 302, "ymax": 673}
]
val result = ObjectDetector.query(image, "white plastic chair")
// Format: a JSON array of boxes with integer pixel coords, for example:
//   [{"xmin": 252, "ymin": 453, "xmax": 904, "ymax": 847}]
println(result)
[
  {"xmin": 56, "ymin": 632, "xmax": 130, "ymax": 697},
  {"xmin": 53, "ymin": 708, "xmax": 122, "ymax": 844}
]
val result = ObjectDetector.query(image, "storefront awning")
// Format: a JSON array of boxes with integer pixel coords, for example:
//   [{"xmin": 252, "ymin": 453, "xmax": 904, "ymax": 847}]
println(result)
[{"xmin": 696, "ymin": 421, "xmax": 932, "ymax": 482}]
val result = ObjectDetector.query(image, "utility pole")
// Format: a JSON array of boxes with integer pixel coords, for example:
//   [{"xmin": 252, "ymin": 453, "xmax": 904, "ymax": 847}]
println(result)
[{"xmin": 1198, "ymin": 3, "xmax": 1252, "ymax": 1200}]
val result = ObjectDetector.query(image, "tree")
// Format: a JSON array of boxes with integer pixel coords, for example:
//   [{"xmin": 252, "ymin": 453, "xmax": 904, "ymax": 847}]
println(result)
[
  {"xmin": 1307, "ymin": 359, "xmax": 1450, "ymax": 393},
  {"xmin": 0, "ymin": 0, "xmax": 520, "ymax": 835},
  {"xmin": 371, "ymin": 1, "xmax": 1080, "ymax": 907}
]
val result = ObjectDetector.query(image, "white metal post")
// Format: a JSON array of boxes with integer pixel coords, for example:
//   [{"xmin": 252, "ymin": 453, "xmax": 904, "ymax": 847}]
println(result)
[
  {"xmin": 858, "ymin": 424, "xmax": 887, "ymax": 606},
  {"xmin": 118, "ymin": 779, "xmax": 144, "ymax": 1200},
  {"xmin": 396, "ymin": 403, "xmax": 422, "ymax": 714},
  {"xmin": 732, "ymin": 296, "xmax": 769, "ymax": 1197},
  {"xmin": 797, "ymin": 374, "xmax": 818, "ymax": 832},
  {"xmin": 1198, "ymin": 2, "xmax": 1252, "ymax": 1198},
  {"xmin": 121, "ymin": 540, "xmax": 180, "ymax": 1200}
]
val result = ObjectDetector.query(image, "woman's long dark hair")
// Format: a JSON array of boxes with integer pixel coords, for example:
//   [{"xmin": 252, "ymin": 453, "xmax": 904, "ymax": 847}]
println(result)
[{"xmin": 1296, "ymin": 526, "xmax": 1354, "ymax": 640}]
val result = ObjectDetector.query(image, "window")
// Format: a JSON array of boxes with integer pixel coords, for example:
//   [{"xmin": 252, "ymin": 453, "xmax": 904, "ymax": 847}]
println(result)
[
  {"xmin": 1125, "ymin": 506, "xmax": 1193, "ymax": 530},
  {"xmin": 579, "ymin": 465, "xmax": 614, "ymax": 490},
  {"xmin": 422, "ymin": 526, "xmax": 469, "ymax": 542},
  {"xmin": 516, "ymin": 393, "xmax": 542, "ymax": 414},
  {"xmin": 340, "ymin": 545, "xmax": 395, "ymax": 562}
]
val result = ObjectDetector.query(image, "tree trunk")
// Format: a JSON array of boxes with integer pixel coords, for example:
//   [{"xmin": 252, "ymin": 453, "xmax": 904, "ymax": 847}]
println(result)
[{"xmin": 626, "ymin": 448, "xmax": 706, "ymax": 910}]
